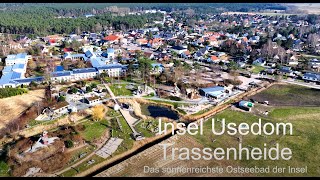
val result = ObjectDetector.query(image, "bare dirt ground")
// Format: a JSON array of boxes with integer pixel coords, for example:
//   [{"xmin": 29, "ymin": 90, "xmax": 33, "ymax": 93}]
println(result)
[
  {"xmin": 95, "ymin": 134, "xmax": 252, "ymax": 177},
  {"xmin": 0, "ymin": 89, "xmax": 45, "ymax": 129}
]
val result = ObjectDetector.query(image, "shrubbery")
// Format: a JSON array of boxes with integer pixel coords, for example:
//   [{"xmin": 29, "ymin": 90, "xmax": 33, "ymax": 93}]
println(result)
[
  {"xmin": 64, "ymin": 140, "xmax": 74, "ymax": 148},
  {"xmin": 0, "ymin": 88, "xmax": 28, "ymax": 99}
]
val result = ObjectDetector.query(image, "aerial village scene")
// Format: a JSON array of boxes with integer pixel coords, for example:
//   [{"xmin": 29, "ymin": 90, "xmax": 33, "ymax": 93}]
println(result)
[{"xmin": 0, "ymin": 3, "xmax": 319, "ymax": 177}]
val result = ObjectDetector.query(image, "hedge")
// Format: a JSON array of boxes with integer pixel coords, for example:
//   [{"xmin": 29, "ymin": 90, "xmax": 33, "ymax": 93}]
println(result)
[{"xmin": 0, "ymin": 88, "xmax": 28, "ymax": 99}]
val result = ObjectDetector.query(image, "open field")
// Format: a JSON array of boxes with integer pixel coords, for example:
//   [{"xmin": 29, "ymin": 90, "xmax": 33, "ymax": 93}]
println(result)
[
  {"xmin": 79, "ymin": 120, "xmax": 109, "ymax": 142},
  {"xmin": 192, "ymin": 107, "xmax": 320, "ymax": 176},
  {"xmin": 0, "ymin": 89, "xmax": 45, "ymax": 129},
  {"xmin": 95, "ymin": 134, "xmax": 250, "ymax": 177},
  {"xmin": 109, "ymin": 84, "xmax": 134, "ymax": 96},
  {"xmin": 251, "ymin": 65, "xmax": 266, "ymax": 74},
  {"xmin": 249, "ymin": 84, "xmax": 320, "ymax": 106}
]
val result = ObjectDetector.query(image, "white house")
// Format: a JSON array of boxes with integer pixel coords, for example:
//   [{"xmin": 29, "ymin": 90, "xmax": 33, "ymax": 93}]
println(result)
[{"xmin": 5, "ymin": 53, "xmax": 31, "ymax": 66}]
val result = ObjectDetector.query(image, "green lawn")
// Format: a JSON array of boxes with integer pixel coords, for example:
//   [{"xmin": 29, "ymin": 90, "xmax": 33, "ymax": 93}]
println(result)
[
  {"xmin": 148, "ymin": 99, "xmax": 188, "ymax": 109},
  {"xmin": 191, "ymin": 106, "xmax": 215, "ymax": 116},
  {"xmin": 66, "ymin": 145, "xmax": 95, "ymax": 167},
  {"xmin": 251, "ymin": 65, "xmax": 266, "ymax": 74},
  {"xmin": 192, "ymin": 108, "xmax": 320, "ymax": 176},
  {"xmin": 110, "ymin": 116, "xmax": 134, "ymax": 152},
  {"xmin": 79, "ymin": 119, "xmax": 109, "ymax": 142},
  {"xmin": 109, "ymin": 84, "xmax": 134, "ymax": 96},
  {"xmin": 135, "ymin": 119, "xmax": 167, "ymax": 138},
  {"xmin": 0, "ymin": 161, "xmax": 9, "ymax": 177},
  {"xmin": 106, "ymin": 108, "xmax": 121, "ymax": 117}
]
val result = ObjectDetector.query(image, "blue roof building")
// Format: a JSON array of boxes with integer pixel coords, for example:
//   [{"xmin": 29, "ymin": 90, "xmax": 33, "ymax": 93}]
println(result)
[
  {"xmin": 55, "ymin": 66, "xmax": 64, "ymax": 72},
  {"xmin": 73, "ymin": 68, "xmax": 97, "ymax": 74},
  {"xmin": 199, "ymin": 86, "xmax": 226, "ymax": 99}
]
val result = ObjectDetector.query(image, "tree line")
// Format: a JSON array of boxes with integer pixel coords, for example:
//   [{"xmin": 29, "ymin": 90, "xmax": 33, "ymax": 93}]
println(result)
[{"xmin": 0, "ymin": 6, "xmax": 163, "ymax": 36}]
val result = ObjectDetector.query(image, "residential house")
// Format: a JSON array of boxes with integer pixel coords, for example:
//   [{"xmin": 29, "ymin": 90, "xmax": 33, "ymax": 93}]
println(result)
[
  {"xmin": 50, "ymin": 101, "xmax": 69, "ymax": 115},
  {"xmin": 151, "ymin": 63, "xmax": 164, "ymax": 74},
  {"xmin": 309, "ymin": 59, "xmax": 320, "ymax": 69},
  {"xmin": 171, "ymin": 45, "xmax": 188, "ymax": 55},
  {"xmin": 147, "ymin": 38, "xmax": 163, "ymax": 48},
  {"xmin": 288, "ymin": 55, "xmax": 299, "ymax": 66},
  {"xmin": 83, "ymin": 96, "xmax": 102, "ymax": 106},
  {"xmin": 302, "ymin": 72, "xmax": 320, "ymax": 82},
  {"xmin": 249, "ymin": 36, "xmax": 260, "ymax": 44},
  {"xmin": 207, "ymin": 55, "xmax": 220, "ymax": 63},
  {"xmin": 143, "ymin": 52, "xmax": 154, "ymax": 59},
  {"xmin": 136, "ymin": 38, "xmax": 148, "ymax": 46},
  {"xmin": 277, "ymin": 66, "xmax": 295, "ymax": 77},
  {"xmin": 103, "ymin": 34, "xmax": 120, "ymax": 44},
  {"xmin": 252, "ymin": 57, "xmax": 266, "ymax": 66}
]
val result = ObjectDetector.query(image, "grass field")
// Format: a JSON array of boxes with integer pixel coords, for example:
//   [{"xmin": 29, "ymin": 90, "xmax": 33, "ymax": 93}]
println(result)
[
  {"xmin": 135, "ymin": 119, "xmax": 166, "ymax": 138},
  {"xmin": 192, "ymin": 107, "xmax": 320, "ymax": 176},
  {"xmin": 249, "ymin": 84, "xmax": 320, "ymax": 106},
  {"xmin": 79, "ymin": 120, "xmax": 109, "ymax": 142},
  {"xmin": 110, "ymin": 116, "xmax": 134, "ymax": 152},
  {"xmin": 0, "ymin": 160, "xmax": 9, "ymax": 177},
  {"xmin": 251, "ymin": 65, "xmax": 266, "ymax": 74},
  {"xmin": 109, "ymin": 84, "xmax": 133, "ymax": 96}
]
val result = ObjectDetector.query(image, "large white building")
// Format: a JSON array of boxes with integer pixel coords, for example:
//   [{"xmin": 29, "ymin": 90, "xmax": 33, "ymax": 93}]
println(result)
[
  {"xmin": 96, "ymin": 64, "xmax": 125, "ymax": 77},
  {"xmin": 50, "ymin": 68, "xmax": 98, "ymax": 83},
  {"xmin": 0, "ymin": 53, "xmax": 31, "ymax": 88},
  {"xmin": 5, "ymin": 53, "xmax": 31, "ymax": 66}
]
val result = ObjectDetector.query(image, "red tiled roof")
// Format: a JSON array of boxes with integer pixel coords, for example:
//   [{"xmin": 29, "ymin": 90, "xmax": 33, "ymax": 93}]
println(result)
[
  {"xmin": 103, "ymin": 35, "xmax": 119, "ymax": 41},
  {"xmin": 63, "ymin": 48, "xmax": 73, "ymax": 52},
  {"xmin": 211, "ymin": 56, "xmax": 219, "ymax": 61},
  {"xmin": 137, "ymin": 38, "xmax": 148, "ymax": 44},
  {"xmin": 208, "ymin": 36, "xmax": 217, "ymax": 41}
]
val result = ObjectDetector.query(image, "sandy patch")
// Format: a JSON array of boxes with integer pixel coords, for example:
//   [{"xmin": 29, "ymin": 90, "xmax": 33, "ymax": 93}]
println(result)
[{"xmin": 0, "ymin": 89, "xmax": 45, "ymax": 128}]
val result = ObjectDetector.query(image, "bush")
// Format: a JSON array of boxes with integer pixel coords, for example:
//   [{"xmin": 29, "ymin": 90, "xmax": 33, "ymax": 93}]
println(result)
[
  {"xmin": 64, "ymin": 140, "xmax": 74, "ymax": 148},
  {"xmin": 0, "ymin": 88, "xmax": 28, "ymax": 99},
  {"xmin": 57, "ymin": 96, "xmax": 66, "ymax": 102},
  {"xmin": 91, "ymin": 82, "xmax": 97, "ymax": 88},
  {"xmin": 86, "ymin": 86, "xmax": 92, "ymax": 92},
  {"xmin": 29, "ymin": 81, "xmax": 38, "ymax": 88},
  {"xmin": 69, "ymin": 87, "xmax": 78, "ymax": 94},
  {"xmin": 167, "ymin": 96, "xmax": 182, "ymax": 101}
]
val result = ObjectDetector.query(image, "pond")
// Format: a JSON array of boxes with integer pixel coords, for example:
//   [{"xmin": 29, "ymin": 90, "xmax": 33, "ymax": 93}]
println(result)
[{"xmin": 140, "ymin": 104, "xmax": 179, "ymax": 120}]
